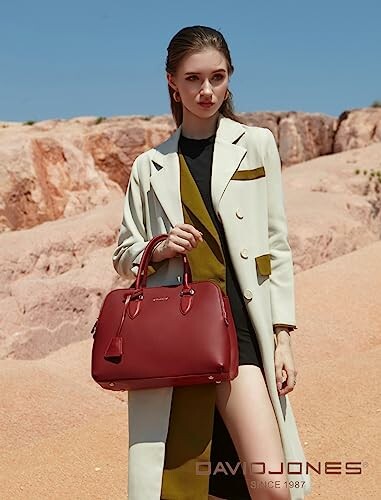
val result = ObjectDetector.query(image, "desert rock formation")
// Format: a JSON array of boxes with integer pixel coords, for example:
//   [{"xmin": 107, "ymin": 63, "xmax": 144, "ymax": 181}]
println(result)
[
  {"xmin": 1, "ymin": 108, "xmax": 380, "ymax": 233},
  {"xmin": 0, "ymin": 142, "xmax": 379, "ymax": 359},
  {"xmin": 1, "ymin": 108, "xmax": 380, "ymax": 499}
]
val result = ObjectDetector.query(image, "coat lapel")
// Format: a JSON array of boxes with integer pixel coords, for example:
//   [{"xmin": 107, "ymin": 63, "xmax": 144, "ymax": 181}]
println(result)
[{"xmin": 150, "ymin": 114, "xmax": 247, "ymax": 227}]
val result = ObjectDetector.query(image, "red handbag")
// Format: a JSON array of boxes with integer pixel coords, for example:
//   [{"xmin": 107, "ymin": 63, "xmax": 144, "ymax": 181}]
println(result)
[{"xmin": 91, "ymin": 234, "xmax": 239, "ymax": 391}]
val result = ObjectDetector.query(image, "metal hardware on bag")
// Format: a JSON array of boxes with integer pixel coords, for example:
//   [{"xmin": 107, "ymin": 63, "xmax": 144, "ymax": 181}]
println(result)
[
  {"xmin": 208, "ymin": 376, "xmax": 221, "ymax": 384},
  {"xmin": 132, "ymin": 292, "xmax": 144, "ymax": 300},
  {"xmin": 109, "ymin": 382, "xmax": 115, "ymax": 387},
  {"xmin": 124, "ymin": 292, "xmax": 143, "ymax": 303},
  {"xmin": 180, "ymin": 288, "xmax": 195, "ymax": 296}
]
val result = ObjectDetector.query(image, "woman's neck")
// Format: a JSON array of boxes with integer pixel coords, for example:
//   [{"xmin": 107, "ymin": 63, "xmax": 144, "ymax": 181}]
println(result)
[{"xmin": 180, "ymin": 111, "xmax": 220, "ymax": 140}]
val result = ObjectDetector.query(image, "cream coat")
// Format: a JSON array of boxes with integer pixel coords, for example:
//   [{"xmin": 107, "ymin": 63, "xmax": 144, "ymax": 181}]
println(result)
[{"xmin": 112, "ymin": 114, "xmax": 312, "ymax": 499}]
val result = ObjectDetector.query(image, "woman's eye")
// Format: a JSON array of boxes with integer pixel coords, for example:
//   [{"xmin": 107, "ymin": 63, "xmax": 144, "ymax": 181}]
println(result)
[{"xmin": 186, "ymin": 74, "xmax": 224, "ymax": 82}]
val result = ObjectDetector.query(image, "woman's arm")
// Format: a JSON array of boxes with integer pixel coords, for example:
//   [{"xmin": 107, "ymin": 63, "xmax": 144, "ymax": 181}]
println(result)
[
  {"xmin": 112, "ymin": 155, "xmax": 164, "ymax": 279},
  {"xmin": 263, "ymin": 128, "xmax": 297, "ymax": 334}
]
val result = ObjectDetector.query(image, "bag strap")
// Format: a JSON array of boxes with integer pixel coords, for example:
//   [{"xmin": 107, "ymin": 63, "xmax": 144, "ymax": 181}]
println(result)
[{"xmin": 135, "ymin": 234, "xmax": 193, "ymax": 288}]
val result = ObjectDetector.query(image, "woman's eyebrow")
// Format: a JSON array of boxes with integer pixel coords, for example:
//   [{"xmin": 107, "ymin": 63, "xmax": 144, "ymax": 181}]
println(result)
[{"xmin": 184, "ymin": 69, "xmax": 227, "ymax": 75}]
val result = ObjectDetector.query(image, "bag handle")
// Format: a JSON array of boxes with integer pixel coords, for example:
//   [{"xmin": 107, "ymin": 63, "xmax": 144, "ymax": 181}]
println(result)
[
  {"xmin": 104, "ymin": 236, "xmax": 197, "ymax": 360},
  {"xmin": 134, "ymin": 234, "xmax": 193, "ymax": 289}
]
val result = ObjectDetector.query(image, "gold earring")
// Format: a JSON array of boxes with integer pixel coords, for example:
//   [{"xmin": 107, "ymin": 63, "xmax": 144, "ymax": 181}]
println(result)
[{"xmin": 173, "ymin": 90, "xmax": 181, "ymax": 103}]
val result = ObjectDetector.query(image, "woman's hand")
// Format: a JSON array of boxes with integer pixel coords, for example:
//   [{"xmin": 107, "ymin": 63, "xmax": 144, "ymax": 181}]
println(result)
[
  {"xmin": 274, "ymin": 332, "xmax": 298, "ymax": 396},
  {"xmin": 152, "ymin": 224, "xmax": 203, "ymax": 262}
]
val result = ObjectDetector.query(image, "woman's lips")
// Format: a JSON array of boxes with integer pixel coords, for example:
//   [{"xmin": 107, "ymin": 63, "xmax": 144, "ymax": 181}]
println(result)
[{"xmin": 199, "ymin": 102, "xmax": 214, "ymax": 108}]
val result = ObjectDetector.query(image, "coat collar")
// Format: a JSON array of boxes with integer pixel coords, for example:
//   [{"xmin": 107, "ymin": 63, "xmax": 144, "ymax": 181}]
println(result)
[{"xmin": 150, "ymin": 113, "xmax": 247, "ymax": 228}]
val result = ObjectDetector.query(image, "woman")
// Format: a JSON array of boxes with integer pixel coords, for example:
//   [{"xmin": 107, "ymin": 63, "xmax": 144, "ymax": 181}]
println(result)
[{"xmin": 112, "ymin": 26, "xmax": 311, "ymax": 500}]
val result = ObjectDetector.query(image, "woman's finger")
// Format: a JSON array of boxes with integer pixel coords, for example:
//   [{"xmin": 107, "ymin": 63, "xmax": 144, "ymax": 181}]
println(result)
[
  {"xmin": 171, "ymin": 228, "xmax": 199, "ymax": 248},
  {"xmin": 279, "ymin": 365, "xmax": 297, "ymax": 395},
  {"xmin": 274, "ymin": 357, "xmax": 284, "ymax": 392},
  {"xmin": 173, "ymin": 224, "xmax": 203, "ymax": 245},
  {"xmin": 174, "ymin": 234, "xmax": 194, "ymax": 250},
  {"xmin": 179, "ymin": 223, "xmax": 203, "ymax": 239}
]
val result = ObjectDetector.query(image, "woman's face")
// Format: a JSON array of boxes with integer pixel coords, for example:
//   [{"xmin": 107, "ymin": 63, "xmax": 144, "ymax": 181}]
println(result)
[{"xmin": 168, "ymin": 48, "xmax": 229, "ymax": 119}]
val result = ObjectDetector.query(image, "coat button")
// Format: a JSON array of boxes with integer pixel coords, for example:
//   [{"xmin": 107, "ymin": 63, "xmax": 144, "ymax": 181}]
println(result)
[
  {"xmin": 240, "ymin": 248, "xmax": 248, "ymax": 259},
  {"xmin": 243, "ymin": 289, "xmax": 253, "ymax": 300},
  {"xmin": 235, "ymin": 209, "xmax": 243, "ymax": 219}
]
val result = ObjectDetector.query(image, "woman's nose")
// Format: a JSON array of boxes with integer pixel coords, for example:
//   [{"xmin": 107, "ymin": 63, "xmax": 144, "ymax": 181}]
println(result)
[{"xmin": 200, "ymin": 80, "xmax": 213, "ymax": 95}]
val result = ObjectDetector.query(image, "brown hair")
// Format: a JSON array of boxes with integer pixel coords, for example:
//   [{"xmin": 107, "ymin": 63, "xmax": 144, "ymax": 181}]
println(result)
[{"xmin": 165, "ymin": 25, "xmax": 246, "ymax": 128}]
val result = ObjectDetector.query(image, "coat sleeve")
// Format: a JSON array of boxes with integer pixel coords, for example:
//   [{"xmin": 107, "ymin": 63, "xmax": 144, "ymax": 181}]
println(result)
[
  {"xmin": 263, "ymin": 128, "xmax": 298, "ymax": 333},
  {"xmin": 112, "ymin": 155, "xmax": 165, "ymax": 279}
]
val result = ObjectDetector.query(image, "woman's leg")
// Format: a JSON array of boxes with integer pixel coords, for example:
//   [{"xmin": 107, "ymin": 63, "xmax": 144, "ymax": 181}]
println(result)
[{"xmin": 215, "ymin": 365, "xmax": 291, "ymax": 500}]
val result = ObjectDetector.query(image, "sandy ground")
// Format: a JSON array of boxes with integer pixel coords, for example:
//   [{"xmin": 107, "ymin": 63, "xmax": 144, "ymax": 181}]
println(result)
[{"xmin": 1, "ymin": 240, "xmax": 380, "ymax": 499}]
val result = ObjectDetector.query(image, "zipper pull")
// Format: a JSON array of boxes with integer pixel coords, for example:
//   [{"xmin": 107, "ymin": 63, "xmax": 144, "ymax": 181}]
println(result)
[{"xmin": 91, "ymin": 319, "xmax": 98, "ymax": 337}]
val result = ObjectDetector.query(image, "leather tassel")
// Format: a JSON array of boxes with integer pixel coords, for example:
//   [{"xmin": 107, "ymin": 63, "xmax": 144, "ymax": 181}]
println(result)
[{"xmin": 104, "ymin": 336, "xmax": 123, "ymax": 360}]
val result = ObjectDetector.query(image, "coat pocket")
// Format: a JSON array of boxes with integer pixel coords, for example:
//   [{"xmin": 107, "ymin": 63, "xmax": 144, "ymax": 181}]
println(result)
[
  {"xmin": 231, "ymin": 166, "xmax": 265, "ymax": 181},
  {"xmin": 255, "ymin": 253, "xmax": 271, "ymax": 276}
]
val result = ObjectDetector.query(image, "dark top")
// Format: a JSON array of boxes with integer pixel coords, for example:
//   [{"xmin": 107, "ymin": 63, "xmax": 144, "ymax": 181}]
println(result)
[{"xmin": 178, "ymin": 132, "xmax": 263, "ymax": 368}]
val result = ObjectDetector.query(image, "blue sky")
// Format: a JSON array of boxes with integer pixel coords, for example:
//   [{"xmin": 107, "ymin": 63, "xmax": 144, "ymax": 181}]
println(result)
[{"xmin": 1, "ymin": 0, "xmax": 380, "ymax": 122}]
